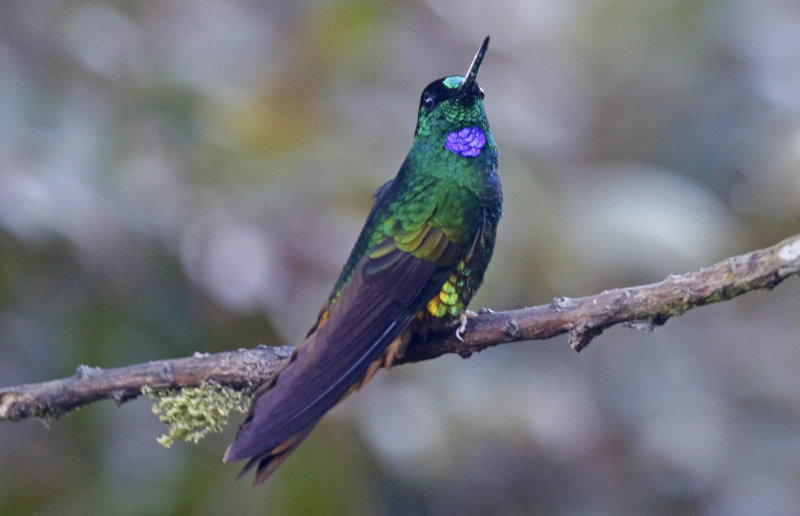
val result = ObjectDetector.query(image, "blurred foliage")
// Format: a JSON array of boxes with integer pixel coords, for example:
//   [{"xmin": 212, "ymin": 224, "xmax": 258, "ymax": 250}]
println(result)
[{"xmin": 1, "ymin": 0, "xmax": 800, "ymax": 515}]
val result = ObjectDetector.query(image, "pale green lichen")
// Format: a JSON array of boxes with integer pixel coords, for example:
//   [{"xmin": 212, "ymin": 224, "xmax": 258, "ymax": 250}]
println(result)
[{"xmin": 142, "ymin": 382, "xmax": 252, "ymax": 448}]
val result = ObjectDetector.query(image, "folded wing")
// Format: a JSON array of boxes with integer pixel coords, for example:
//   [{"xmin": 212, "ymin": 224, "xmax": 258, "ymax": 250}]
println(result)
[{"xmin": 224, "ymin": 227, "xmax": 467, "ymax": 483}]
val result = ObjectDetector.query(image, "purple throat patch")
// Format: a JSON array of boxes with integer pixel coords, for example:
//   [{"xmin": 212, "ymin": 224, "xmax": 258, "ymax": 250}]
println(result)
[{"xmin": 444, "ymin": 126, "xmax": 486, "ymax": 157}]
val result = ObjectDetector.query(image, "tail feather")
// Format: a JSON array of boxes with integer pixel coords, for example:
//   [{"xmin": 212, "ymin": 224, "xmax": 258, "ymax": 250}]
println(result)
[
  {"xmin": 224, "ymin": 240, "xmax": 460, "ymax": 483},
  {"xmin": 226, "ymin": 427, "xmax": 314, "ymax": 485}
]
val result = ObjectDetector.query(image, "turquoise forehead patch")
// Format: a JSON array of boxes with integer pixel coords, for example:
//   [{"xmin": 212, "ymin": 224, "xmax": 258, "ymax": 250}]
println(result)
[{"xmin": 442, "ymin": 76, "xmax": 464, "ymax": 89}]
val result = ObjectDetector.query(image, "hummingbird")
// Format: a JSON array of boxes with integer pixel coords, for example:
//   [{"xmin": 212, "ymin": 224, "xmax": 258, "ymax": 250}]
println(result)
[{"xmin": 223, "ymin": 36, "xmax": 502, "ymax": 485}]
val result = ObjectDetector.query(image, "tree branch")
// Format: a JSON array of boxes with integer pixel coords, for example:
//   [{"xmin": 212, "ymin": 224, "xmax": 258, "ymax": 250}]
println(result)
[{"xmin": 2, "ymin": 233, "xmax": 800, "ymax": 423}]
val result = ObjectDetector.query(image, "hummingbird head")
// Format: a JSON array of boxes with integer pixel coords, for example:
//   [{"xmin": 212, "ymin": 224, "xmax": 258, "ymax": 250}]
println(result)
[{"xmin": 414, "ymin": 37, "xmax": 492, "ymax": 159}]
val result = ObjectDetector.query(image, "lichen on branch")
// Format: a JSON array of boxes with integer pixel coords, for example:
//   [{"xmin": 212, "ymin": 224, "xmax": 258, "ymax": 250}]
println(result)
[{"xmin": 143, "ymin": 382, "xmax": 252, "ymax": 447}]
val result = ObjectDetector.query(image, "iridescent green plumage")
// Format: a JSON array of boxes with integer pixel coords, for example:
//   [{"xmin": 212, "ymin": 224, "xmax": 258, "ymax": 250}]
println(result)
[{"xmin": 224, "ymin": 37, "xmax": 502, "ymax": 484}]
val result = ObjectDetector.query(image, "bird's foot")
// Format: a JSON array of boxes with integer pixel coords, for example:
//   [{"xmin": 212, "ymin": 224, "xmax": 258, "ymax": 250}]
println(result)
[{"xmin": 455, "ymin": 310, "xmax": 478, "ymax": 342}]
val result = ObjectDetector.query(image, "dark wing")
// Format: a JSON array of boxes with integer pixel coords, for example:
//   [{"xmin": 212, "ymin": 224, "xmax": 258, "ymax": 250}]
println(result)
[{"xmin": 224, "ymin": 227, "xmax": 465, "ymax": 484}]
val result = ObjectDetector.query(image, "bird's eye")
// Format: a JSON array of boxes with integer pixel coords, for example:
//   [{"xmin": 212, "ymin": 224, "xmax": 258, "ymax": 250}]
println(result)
[{"xmin": 422, "ymin": 92, "xmax": 436, "ymax": 110}]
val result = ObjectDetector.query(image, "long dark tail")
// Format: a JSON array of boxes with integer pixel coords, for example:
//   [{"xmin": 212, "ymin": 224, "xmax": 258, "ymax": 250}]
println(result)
[
  {"xmin": 223, "ymin": 242, "xmax": 452, "ymax": 484},
  {"xmin": 228, "ymin": 426, "xmax": 314, "ymax": 485}
]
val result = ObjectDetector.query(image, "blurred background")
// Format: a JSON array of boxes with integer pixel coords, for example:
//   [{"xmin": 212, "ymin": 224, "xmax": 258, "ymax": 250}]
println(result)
[{"xmin": 1, "ymin": 1, "xmax": 800, "ymax": 514}]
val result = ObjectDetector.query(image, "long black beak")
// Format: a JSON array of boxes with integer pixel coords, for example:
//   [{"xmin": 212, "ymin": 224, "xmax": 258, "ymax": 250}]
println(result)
[{"xmin": 458, "ymin": 36, "xmax": 490, "ymax": 97}]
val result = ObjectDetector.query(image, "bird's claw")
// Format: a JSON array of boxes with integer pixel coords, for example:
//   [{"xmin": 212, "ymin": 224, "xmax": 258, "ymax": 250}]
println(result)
[{"xmin": 455, "ymin": 310, "xmax": 478, "ymax": 342}]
